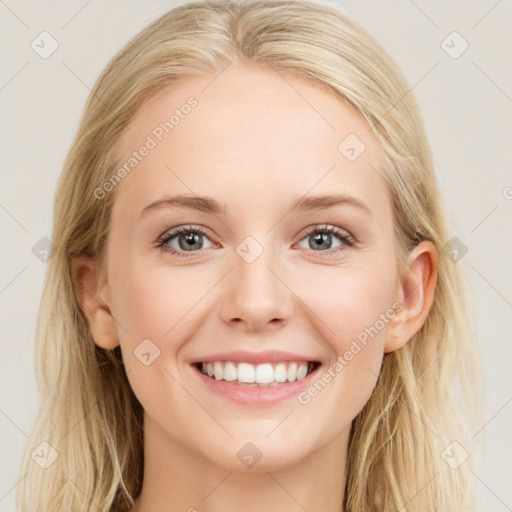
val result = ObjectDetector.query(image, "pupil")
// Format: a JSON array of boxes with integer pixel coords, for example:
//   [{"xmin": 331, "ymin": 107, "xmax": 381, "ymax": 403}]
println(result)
[
  {"xmin": 177, "ymin": 231, "xmax": 334, "ymax": 251},
  {"xmin": 312, "ymin": 233, "xmax": 331, "ymax": 250},
  {"xmin": 180, "ymin": 232, "xmax": 201, "ymax": 250}
]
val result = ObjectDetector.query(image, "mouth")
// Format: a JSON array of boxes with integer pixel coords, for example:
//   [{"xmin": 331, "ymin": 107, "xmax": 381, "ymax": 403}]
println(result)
[{"xmin": 191, "ymin": 360, "xmax": 321, "ymax": 387}]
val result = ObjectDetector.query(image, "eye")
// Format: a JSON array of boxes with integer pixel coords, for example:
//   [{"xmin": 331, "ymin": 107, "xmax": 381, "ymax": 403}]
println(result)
[
  {"xmin": 296, "ymin": 224, "xmax": 355, "ymax": 255},
  {"xmin": 155, "ymin": 225, "xmax": 215, "ymax": 257},
  {"xmin": 155, "ymin": 223, "xmax": 355, "ymax": 258}
]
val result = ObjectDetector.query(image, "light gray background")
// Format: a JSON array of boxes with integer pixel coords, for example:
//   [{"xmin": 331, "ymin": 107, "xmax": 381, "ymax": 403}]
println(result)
[{"xmin": 1, "ymin": 1, "xmax": 511, "ymax": 511}]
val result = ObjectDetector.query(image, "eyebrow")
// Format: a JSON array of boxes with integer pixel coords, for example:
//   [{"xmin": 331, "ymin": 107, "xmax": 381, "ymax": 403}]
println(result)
[
  {"xmin": 140, "ymin": 193, "xmax": 372, "ymax": 218},
  {"xmin": 289, "ymin": 194, "xmax": 372, "ymax": 216}
]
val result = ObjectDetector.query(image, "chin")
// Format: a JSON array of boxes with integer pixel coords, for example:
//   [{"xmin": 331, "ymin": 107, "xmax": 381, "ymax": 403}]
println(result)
[{"xmin": 205, "ymin": 437, "xmax": 314, "ymax": 473}]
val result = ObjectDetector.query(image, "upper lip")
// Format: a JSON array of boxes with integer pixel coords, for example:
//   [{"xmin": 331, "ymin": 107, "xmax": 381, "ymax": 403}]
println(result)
[{"xmin": 190, "ymin": 350, "xmax": 320, "ymax": 365}]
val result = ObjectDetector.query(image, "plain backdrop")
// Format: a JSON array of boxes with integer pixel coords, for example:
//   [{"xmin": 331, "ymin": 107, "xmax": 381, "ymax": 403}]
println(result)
[{"xmin": 1, "ymin": 0, "xmax": 511, "ymax": 511}]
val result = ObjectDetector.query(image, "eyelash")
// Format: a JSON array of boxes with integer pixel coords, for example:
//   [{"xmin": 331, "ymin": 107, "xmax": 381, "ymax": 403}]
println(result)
[{"xmin": 154, "ymin": 224, "xmax": 356, "ymax": 258}]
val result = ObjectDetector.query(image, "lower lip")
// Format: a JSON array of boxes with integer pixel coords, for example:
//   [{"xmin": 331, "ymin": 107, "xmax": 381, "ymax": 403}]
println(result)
[{"xmin": 191, "ymin": 364, "xmax": 320, "ymax": 405}]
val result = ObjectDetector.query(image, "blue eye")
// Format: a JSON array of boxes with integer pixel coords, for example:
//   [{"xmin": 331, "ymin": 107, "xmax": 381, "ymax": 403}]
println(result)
[
  {"xmin": 155, "ymin": 225, "xmax": 214, "ymax": 258},
  {"xmin": 297, "ymin": 224, "xmax": 355, "ymax": 255},
  {"xmin": 155, "ymin": 224, "xmax": 355, "ymax": 258}
]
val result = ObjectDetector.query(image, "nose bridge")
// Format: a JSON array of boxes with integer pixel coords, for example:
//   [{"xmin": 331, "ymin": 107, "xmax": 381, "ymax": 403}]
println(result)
[{"xmin": 220, "ymin": 233, "xmax": 292, "ymax": 329}]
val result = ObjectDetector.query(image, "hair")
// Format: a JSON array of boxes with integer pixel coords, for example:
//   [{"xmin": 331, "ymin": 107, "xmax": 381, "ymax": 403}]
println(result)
[{"xmin": 17, "ymin": 0, "xmax": 483, "ymax": 510}]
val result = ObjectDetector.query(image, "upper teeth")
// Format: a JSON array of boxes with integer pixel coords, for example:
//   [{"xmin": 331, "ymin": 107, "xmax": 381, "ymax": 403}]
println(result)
[{"xmin": 200, "ymin": 361, "xmax": 311, "ymax": 385}]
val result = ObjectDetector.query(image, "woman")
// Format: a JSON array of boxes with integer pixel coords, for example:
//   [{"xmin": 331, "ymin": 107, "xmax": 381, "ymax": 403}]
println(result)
[{"xmin": 17, "ymin": 0, "xmax": 482, "ymax": 510}]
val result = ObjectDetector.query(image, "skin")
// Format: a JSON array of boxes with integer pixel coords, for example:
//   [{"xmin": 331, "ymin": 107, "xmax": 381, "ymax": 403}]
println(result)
[{"xmin": 74, "ymin": 61, "xmax": 437, "ymax": 512}]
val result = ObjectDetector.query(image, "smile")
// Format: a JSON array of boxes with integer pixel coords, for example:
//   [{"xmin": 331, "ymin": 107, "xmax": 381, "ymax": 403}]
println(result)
[{"xmin": 194, "ymin": 361, "xmax": 320, "ymax": 386}]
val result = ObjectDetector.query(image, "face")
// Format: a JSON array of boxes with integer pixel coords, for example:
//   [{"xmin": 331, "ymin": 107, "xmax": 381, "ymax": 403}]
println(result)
[{"xmin": 100, "ymin": 63, "xmax": 402, "ymax": 472}]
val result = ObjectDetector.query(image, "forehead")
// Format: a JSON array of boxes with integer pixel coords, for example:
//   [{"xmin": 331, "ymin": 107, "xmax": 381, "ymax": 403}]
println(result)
[{"xmin": 113, "ymin": 63, "xmax": 390, "ymax": 221}]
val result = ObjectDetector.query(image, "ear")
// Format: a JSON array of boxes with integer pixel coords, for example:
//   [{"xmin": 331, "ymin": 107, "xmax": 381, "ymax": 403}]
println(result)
[
  {"xmin": 71, "ymin": 256, "xmax": 119, "ymax": 350},
  {"xmin": 384, "ymin": 240, "xmax": 438, "ymax": 354}
]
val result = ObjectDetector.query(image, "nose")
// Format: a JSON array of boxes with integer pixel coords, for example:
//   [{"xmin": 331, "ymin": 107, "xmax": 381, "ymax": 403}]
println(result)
[{"xmin": 218, "ymin": 242, "xmax": 294, "ymax": 332}]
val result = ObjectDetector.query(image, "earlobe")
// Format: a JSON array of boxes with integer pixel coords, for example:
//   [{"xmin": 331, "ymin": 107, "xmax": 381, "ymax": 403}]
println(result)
[
  {"xmin": 71, "ymin": 256, "xmax": 119, "ymax": 350},
  {"xmin": 384, "ymin": 240, "xmax": 438, "ymax": 354}
]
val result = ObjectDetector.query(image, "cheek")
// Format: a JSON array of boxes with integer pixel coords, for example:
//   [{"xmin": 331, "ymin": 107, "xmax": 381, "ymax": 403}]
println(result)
[
  {"xmin": 110, "ymin": 256, "xmax": 207, "ymax": 345},
  {"xmin": 298, "ymin": 260, "xmax": 396, "ymax": 352},
  {"xmin": 108, "ymin": 260, "xmax": 202, "ymax": 424},
  {"xmin": 293, "ymin": 260, "xmax": 396, "ymax": 415},
  {"xmin": 108, "ymin": 257, "xmax": 215, "ymax": 402}
]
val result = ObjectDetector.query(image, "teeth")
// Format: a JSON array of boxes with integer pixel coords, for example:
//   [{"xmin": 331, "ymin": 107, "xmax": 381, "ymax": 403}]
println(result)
[
  {"xmin": 238, "ymin": 362, "xmax": 256, "ymax": 383},
  {"xmin": 213, "ymin": 361, "xmax": 223, "ymax": 380},
  {"xmin": 287, "ymin": 362, "xmax": 297, "ymax": 382},
  {"xmin": 199, "ymin": 361, "xmax": 314, "ymax": 385},
  {"xmin": 255, "ymin": 363, "xmax": 274, "ymax": 384},
  {"xmin": 223, "ymin": 361, "xmax": 237, "ymax": 381},
  {"xmin": 274, "ymin": 363, "xmax": 287, "ymax": 382},
  {"xmin": 296, "ymin": 364, "xmax": 308, "ymax": 380}
]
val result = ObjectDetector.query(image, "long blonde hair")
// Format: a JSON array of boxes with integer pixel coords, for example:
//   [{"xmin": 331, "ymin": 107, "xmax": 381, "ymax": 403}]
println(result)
[{"xmin": 17, "ymin": 1, "xmax": 483, "ymax": 510}]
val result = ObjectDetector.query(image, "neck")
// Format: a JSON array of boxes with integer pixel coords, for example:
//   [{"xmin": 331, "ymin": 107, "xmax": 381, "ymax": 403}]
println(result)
[{"xmin": 131, "ymin": 412, "xmax": 349, "ymax": 512}]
